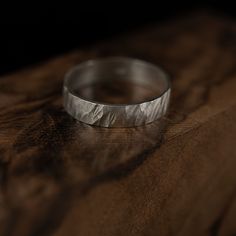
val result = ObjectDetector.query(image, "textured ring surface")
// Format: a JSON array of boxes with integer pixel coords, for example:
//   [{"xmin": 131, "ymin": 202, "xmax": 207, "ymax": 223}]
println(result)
[{"xmin": 63, "ymin": 57, "xmax": 171, "ymax": 127}]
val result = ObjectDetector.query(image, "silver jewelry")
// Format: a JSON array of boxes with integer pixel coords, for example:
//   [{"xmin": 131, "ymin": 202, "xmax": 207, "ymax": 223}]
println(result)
[{"xmin": 63, "ymin": 57, "xmax": 171, "ymax": 127}]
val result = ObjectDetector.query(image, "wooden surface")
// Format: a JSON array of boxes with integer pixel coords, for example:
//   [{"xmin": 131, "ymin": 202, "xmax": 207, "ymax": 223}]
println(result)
[{"xmin": 0, "ymin": 11, "xmax": 236, "ymax": 236}]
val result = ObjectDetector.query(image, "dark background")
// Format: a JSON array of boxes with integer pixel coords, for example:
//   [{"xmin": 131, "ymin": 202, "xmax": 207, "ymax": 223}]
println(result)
[{"xmin": 0, "ymin": 2, "xmax": 235, "ymax": 76}]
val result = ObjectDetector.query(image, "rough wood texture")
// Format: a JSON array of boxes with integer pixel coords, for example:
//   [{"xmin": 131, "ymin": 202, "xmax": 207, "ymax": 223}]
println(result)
[{"xmin": 0, "ymin": 11, "xmax": 236, "ymax": 236}]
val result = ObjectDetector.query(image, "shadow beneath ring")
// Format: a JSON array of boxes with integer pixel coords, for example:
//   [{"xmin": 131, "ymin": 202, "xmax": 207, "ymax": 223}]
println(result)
[{"xmin": 64, "ymin": 116, "xmax": 168, "ymax": 194}]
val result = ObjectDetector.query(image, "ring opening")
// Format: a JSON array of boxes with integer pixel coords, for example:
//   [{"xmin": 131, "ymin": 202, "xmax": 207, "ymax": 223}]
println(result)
[{"xmin": 65, "ymin": 57, "xmax": 169, "ymax": 105}]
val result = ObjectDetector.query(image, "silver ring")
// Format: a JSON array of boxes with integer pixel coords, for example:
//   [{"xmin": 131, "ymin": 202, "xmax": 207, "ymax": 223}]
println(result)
[{"xmin": 63, "ymin": 57, "xmax": 171, "ymax": 127}]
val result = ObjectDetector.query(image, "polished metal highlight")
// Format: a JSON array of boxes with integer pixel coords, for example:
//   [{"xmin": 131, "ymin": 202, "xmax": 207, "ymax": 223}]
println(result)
[{"xmin": 63, "ymin": 57, "xmax": 171, "ymax": 127}]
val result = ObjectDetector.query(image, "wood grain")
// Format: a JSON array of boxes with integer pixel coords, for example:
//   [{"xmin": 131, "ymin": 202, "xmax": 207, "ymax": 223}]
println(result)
[{"xmin": 0, "ymin": 11, "xmax": 236, "ymax": 236}]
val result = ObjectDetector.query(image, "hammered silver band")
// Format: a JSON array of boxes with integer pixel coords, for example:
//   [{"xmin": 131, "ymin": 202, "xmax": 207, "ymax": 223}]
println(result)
[{"xmin": 63, "ymin": 57, "xmax": 171, "ymax": 127}]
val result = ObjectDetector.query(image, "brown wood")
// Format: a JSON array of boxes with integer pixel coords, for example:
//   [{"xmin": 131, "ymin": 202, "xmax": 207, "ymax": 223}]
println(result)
[{"xmin": 0, "ymin": 11, "xmax": 236, "ymax": 236}]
